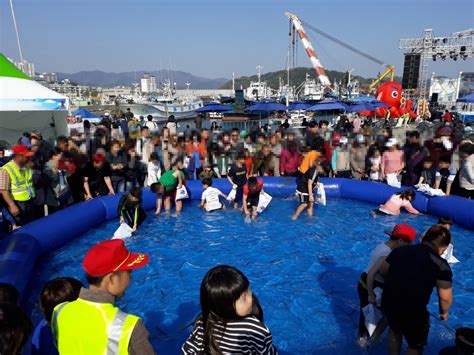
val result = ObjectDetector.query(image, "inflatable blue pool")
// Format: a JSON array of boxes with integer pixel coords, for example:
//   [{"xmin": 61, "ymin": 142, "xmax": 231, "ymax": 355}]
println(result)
[{"xmin": 0, "ymin": 178, "xmax": 473, "ymax": 353}]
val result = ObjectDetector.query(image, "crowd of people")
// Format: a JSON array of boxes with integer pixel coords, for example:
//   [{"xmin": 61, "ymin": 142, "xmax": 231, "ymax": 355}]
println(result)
[
  {"xmin": 1, "ymin": 109, "xmax": 473, "ymax": 232},
  {"xmin": 1, "ymin": 109, "xmax": 474, "ymax": 354}
]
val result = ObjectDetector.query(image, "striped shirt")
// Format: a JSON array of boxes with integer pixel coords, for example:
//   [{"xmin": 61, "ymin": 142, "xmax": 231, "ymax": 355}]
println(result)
[{"xmin": 181, "ymin": 316, "xmax": 278, "ymax": 355}]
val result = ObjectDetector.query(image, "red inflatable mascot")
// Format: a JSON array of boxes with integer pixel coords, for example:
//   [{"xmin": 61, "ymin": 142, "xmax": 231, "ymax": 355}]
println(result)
[{"xmin": 360, "ymin": 81, "xmax": 417, "ymax": 119}]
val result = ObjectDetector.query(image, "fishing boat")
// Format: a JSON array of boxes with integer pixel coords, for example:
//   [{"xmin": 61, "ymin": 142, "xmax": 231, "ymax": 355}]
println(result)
[
  {"xmin": 118, "ymin": 80, "xmax": 203, "ymax": 121},
  {"xmin": 244, "ymin": 65, "xmax": 274, "ymax": 101}
]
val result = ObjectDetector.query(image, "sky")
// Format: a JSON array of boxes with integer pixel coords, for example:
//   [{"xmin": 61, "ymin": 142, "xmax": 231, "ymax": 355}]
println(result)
[{"xmin": 1, "ymin": 0, "xmax": 473, "ymax": 80}]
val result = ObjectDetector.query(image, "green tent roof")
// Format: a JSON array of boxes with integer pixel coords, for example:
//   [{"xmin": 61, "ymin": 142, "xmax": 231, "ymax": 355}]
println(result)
[{"xmin": 0, "ymin": 54, "xmax": 30, "ymax": 80}]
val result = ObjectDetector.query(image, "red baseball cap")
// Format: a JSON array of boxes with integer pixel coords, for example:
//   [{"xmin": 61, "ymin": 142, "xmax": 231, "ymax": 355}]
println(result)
[
  {"xmin": 384, "ymin": 224, "xmax": 417, "ymax": 242},
  {"xmin": 92, "ymin": 153, "xmax": 106, "ymax": 163},
  {"xmin": 83, "ymin": 239, "xmax": 149, "ymax": 276},
  {"xmin": 12, "ymin": 144, "xmax": 34, "ymax": 157}
]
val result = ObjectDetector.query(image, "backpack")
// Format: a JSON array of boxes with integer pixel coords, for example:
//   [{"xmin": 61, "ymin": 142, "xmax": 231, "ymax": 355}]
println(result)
[{"xmin": 130, "ymin": 122, "xmax": 138, "ymax": 133}]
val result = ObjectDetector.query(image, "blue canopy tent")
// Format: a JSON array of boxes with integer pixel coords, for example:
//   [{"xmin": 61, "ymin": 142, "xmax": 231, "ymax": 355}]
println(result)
[
  {"xmin": 457, "ymin": 92, "xmax": 474, "ymax": 103},
  {"xmin": 287, "ymin": 101, "xmax": 312, "ymax": 111},
  {"xmin": 346, "ymin": 100, "xmax": 388, "ymax": 112},
  {"xmin": 368, "ymin": 100, "xmax": 389, "ymax": 108},
  {"xmin": 307, "ymin": 100, "xmax": 348, "ymax": 111},
  {"xmin": 72, "ymin": 108, "xmax": 100, "ymax": 122},
  {"xmin": 196, "ymin": 102, "xmax": 233, "ymax": 113},
  {"xmin": 245, "ymin": 102, "xmax": 287, "ymax": 112},
  {"xmin": 346, "ymin": 102, "xmax": 376, "ymax": 112}
]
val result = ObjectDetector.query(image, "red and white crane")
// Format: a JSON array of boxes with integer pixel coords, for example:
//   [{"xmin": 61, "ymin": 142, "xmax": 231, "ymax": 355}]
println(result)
[{"xmin": 285, "ymin": 12, "xmax": 331, "ymax": 89}]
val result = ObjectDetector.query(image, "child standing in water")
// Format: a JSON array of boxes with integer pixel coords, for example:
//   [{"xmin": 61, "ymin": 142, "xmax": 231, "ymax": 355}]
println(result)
[
  {"xmin": 227, "ymin": 154, "xmax": 248, "ymax": 209},
  {"xmin": 181, "ymin": 265, "xmax": 277, "ymax": 354},
  {"xmin": 292, "ymin": 158, "xmax": 320, "ymax": 220},
  {"xmin": 117, "ymin": 187, "xmax": 147, "ymax": 232},
  {"xmin": 151, "ymin": 159, "xmax": 185, "ymax": 215}
]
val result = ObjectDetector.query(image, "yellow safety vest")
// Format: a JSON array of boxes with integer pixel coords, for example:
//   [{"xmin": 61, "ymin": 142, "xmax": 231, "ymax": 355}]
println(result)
[
  {"xmin": 52, "ymin": 298, "xmax": 140, "ymax": 355},
  {"xmin": 2, "ymin": 161, "xmax": 35, "ymax": 201}
]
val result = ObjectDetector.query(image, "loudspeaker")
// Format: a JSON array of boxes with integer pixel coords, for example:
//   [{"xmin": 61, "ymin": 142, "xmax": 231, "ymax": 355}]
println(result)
[
  {"xmin": 402, "ymin": 54, "xmax": 421, "ymax": 89},
  {"xmin": 430, "ymin": 93, "xmax": 439, "ymax": 103}
]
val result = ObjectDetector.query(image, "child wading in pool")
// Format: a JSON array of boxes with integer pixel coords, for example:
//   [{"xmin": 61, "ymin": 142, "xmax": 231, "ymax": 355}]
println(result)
[
  {"xmin": 151, "ymin": 159, "xmax": 185, "ymax": 215},
  {"xmin": 117, "ymin": 187, "xmax": 147, "ymax": 232},
  {"xmin": 292, "ymin": 158, "xmax": 321, "ymax": 220},
  {"xmin": 227, "ymin": 154, "xmax": 248, "ymax": 209},
  {"xmin": 181, "ymin": 265, "xmax": 277, "ymax": 354},
  {"xmin": 242, "ymin": 176, "xmax": 265, "ymax": 220},
  {"xmin": 373, "ymin": 189, "xmax": 420, "ymax": 216},
  {"xmin": 200, "ymin": 178, "xmax": 228, "ymax": 212}
]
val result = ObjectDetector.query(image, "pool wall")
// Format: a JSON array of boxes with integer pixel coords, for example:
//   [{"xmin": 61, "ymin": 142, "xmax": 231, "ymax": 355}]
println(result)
[{"xmin": 1, "ymin": 177, "xmax": 473, "ymax": 299}]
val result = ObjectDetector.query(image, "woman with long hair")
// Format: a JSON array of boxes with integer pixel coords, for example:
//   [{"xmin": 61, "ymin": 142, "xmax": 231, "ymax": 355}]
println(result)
[{"xmin": 181, "ymin": 265, "xmax": 277, "ymax": 354}]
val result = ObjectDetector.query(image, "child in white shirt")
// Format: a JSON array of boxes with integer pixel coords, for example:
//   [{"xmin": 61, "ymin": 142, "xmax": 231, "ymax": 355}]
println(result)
[{"xmin": 200, "ymin": 178, "xmax": 228, "ymax": 212}]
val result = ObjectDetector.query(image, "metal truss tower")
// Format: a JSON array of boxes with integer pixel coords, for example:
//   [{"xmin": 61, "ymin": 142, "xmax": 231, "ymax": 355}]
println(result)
[{"xmin": 400, "ymin": 28, "xmax": 474, "ymax": 103}]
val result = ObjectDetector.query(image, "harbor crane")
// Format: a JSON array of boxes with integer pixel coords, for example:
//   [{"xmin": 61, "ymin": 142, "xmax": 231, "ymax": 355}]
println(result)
[{"xmin": 285, "ymin": 12, "xmax": 394, "ymax": 94}]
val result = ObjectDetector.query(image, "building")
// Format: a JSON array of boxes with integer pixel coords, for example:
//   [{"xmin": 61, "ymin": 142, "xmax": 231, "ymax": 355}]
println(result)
[
  {"xmin": 8, "ymin": 57, "xmax": 36, "ymax": 78},
  {"xmin": 140, "ymin": 73, "xmax": 157, "ymax": 93},
  {"xmin": 101, "ymin": 86, "xmax": 132, "ymax": 100},
  {"xmin": 48, "ymin": 79, "xmax": 90, "ymax": 100},
  {"xmin": 36, "ymin": 72, "xmax": 58, "ymax": 83}
]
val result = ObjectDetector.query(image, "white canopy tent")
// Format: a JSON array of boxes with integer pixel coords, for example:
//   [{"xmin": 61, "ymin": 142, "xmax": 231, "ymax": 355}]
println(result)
[{"xmin": 0, "ymin": 54, "xmax": 69, "ymax": 147}]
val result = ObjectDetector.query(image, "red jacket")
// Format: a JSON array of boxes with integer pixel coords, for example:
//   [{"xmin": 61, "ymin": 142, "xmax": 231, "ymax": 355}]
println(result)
[{"xmin": 280, "ymin": 148, "xmax": 301, "ymax": 175}]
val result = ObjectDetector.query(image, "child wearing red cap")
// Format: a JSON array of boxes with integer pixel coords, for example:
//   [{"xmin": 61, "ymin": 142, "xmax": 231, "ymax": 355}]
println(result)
[
  {"xmin": 51, "ymin": 240, "xmax": 154, "ymax": 355},
  {"xmin": 357, "ymin": 224, "xmax": 416, "ymax": 346}
]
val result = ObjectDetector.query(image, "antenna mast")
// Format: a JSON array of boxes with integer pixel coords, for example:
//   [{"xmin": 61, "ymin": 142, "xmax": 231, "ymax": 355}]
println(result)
[{"xmin": 9, "ymin": 0, "xmax": 24, "ymax": 62}]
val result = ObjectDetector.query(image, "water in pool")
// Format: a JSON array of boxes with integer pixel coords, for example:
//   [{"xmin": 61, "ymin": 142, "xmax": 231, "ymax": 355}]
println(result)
[{"xmin": 29, "ymin": 198, "xmax": 473, "ymax": 354}]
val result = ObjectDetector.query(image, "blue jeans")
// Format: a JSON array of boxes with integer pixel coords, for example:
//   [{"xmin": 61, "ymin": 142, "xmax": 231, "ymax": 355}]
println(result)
[{"xmin": 113, "ymin": 179, "xmax": 135, "ymax": 193}]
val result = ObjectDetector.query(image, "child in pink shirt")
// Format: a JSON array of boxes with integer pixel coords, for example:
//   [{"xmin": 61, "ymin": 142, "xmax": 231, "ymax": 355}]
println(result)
[{"xmin": 376, "ymin": 190, "xmax": 420, "ymax": 216}]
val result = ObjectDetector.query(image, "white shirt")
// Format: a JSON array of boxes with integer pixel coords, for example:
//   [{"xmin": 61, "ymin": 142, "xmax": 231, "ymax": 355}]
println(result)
[
  {"xmin": 201, "ymin": 187, "xmax": 223, "ymax": 211},
  {"xmin": 145, "ymin": 121, "xmax": 158, "ymax": 133},
  {"xmin": 369, "ymin": 156, "xmax": 381, "ymax": 180},
  {"xmin": 146, "ymin": 161, "xmax": 161, "ymax": 187},
  {"xmin": 165, "ymin": 121, "xmax": 177, "ymax": 135},
  {"xmin": 136, "ymin": 137, "xmax": 151, "ymax": 163},
  {"xmin": 366, "ymin": 242, "xmax": 392, "ymax": 283}
]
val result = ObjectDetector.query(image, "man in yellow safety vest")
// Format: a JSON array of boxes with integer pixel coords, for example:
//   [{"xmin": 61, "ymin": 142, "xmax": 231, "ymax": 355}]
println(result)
[
  {"xmin": 0, "ymin": 144, "xmax": 35, "ymax": 228},
  {"xmin": 52, "ymin": 239, "xmax": 155, "ymax": 354}
]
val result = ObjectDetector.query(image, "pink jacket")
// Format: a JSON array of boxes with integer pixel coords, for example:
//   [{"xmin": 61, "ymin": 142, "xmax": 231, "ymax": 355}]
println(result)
[
  {"xmin": 280, "ymin": 148, "xmax": 300, "ymax": 175},
  {"xmin": 379, "ymin": 194, "xmax": 420, "ymax": 215}
]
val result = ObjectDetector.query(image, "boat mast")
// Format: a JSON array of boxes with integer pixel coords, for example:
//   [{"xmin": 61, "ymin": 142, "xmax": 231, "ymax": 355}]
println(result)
[
  {"xmin": 286, "ymin": 49, "xmax": 290, "ymax": 106},
  {"xmin": 256, "ymin": 65, "xmax": 263, "ymax": 85}
]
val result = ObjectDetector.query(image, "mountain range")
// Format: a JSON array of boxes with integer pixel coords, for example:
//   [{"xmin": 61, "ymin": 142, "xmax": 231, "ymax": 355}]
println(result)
[
  {"xmin": 55, "ymin": 67, "xmax": 402, "ymax": 91},
  {"xmin": 55, "ymin": 70, "xmax": 228, "ymax": 89}
]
